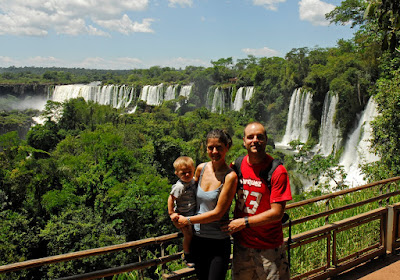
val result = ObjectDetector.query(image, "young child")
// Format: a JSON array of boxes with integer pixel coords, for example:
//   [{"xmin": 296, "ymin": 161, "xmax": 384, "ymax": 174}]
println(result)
[{"xmin": 168, "ymin": 156, "xmax": 197, "ymax": 267}]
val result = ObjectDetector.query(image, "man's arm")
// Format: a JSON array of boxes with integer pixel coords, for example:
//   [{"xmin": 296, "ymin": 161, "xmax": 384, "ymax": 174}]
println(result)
[{"xmin": 223, "ymin": 201, "xmax": 286, "ymax": 233}]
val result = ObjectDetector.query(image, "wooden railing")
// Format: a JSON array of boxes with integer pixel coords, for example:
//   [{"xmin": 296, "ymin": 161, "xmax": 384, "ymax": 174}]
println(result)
[{"xmin": 1, "ymin": 176, "xmax": 400, "ymax": 279}]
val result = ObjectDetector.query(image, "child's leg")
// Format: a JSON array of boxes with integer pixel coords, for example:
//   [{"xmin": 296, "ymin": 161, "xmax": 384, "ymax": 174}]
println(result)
[{"xmin": 181, "ymin": 225, "xmax": 193, "ymax": 253}]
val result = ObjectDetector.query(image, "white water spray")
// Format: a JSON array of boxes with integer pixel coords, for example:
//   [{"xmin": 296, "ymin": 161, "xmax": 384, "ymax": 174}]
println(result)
[
  {"xmin": 232, "ymin": 87, "xmax": 254, "ymax": 111},
  {"xmin": 278, "ymin": 88, "xmax": 312, "ymax": 147},
  {"xmin": 339, "ymin": 98, "xmax": 380, "ymax": 186}
]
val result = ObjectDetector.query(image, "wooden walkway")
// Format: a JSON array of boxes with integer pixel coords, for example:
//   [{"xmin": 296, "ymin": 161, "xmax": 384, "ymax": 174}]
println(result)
[{"xmin": 338, "ymin": 251, "xmax": 400, "ymax": 280}]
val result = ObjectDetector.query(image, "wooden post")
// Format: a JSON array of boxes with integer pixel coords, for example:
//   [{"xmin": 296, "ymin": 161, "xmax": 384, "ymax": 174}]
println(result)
[
  {"xmin": 386, "ymin": 205, "xmax": 395, "ymax": 254},
  {"xmin": 325, "ymin": 199, "xmax": 330, "ymax": 224}
]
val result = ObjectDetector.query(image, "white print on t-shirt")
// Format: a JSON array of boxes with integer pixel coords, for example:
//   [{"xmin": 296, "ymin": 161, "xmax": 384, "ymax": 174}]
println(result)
[
  {"xmin": 239, "ymin": 178, "xmax": 262, "ymax": 188},
  {"xmin": 237, "ymin": 189, "xmax": 263, "ymax": 214}
]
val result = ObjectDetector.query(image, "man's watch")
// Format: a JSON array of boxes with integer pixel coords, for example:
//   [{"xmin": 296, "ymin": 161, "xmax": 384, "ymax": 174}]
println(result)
[{"xmin": 244, "ymin": 216, "xmax": 250, "ymax": 228}]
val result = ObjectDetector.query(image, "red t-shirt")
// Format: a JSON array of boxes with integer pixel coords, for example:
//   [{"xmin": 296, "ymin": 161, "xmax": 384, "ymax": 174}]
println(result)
[{"xmin": 233, "ymin": 154, "xmax": 292, "ymax": 249}]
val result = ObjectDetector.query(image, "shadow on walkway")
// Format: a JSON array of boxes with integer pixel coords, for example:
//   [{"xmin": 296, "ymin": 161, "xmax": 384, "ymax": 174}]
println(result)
[{"xmin": 336, "ymin": 250, "xmax": 400, "ymax": 280}]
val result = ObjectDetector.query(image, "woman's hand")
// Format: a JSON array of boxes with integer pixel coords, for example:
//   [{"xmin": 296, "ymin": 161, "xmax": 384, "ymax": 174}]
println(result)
[{"xmin": 177, "ymin": 215, "xmax": 190, "ymax": 228}]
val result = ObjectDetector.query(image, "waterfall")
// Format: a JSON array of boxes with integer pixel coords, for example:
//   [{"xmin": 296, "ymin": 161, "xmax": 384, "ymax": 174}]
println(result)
[
  {"xmin": 165, "ymin": 85, "xmax": 178, "ymax": 101},
  {"xmin": 207, "ymin": 87, "xmax": 225, "ymax": 113},
  {"xmin": 278, "ymin": 88, "xmax": 312, "ymax": 147},
  {"xmin": 139, "ymin": 84, "xmax": 164, "ymax": 106},
  {"xmin": 232, "ymin": 86, "xmax": 254, "ymax": 111},
  {"xmin": 315, "ymin": 92, "xmax": 341, "ymax": 156},
  {"xmin": 51, "ymin": 83, "xmax": 194, "ymax": 109},
  {"xmin": 339, "ymin": 97, "xmax": 380, "ymax": 186},
  {"xmin": 51, "ymin": 84, "xmax": 135, "ymax": 108},
  {"xmin": 179, "ymin": 84, "xmax": 192, "ymax": 98},
  {"xmin": 245, "ymin": 87, "xmax": 254, "ymax": 101}
]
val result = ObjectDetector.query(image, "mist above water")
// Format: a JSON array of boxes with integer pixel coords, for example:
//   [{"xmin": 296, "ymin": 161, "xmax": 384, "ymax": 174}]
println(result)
[{"xmin": 0, "ymin": 95, "xmax": 47, "ymax": 111}]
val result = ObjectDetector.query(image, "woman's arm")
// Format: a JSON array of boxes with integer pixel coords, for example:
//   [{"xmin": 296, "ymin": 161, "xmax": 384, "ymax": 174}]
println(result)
[
  {"xmin": 194, "ymin": 163, "xmax": 204, "ymax": 182},
  {"xmin": 178, "ymin": 170, "xmax": 237, "ymax": 226}
]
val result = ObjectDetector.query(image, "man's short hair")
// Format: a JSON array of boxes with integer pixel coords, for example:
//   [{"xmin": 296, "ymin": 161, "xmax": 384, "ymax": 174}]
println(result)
[
  {"xmin": 173, "ymin": 156, "xmax": 195, "ymax": 171},
  {"xmin": 243, "ymin": 122, "xmax": 268, "ymax": 138}
]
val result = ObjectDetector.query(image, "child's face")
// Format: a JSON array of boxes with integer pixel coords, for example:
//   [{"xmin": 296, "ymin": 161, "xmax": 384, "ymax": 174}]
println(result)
[{"xmin": 175, "ymin": 165, "xmax": 194, "ymax": 183}]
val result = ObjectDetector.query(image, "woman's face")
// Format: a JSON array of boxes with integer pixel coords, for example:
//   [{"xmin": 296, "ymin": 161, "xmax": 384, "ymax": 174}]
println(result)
[{"xmin": 206, "ymin": 137, "xmax": 228, "ymax": 163}]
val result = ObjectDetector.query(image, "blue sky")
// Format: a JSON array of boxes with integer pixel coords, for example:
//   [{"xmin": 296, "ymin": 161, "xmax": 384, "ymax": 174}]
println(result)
[{"xmin": 0, "ymin": 0, "xmax": 355, "ymax": 70}]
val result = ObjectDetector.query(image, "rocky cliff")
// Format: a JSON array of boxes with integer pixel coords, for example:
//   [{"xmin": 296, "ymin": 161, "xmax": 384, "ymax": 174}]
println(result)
[{"xmin": 0, "ymin": 84, "xmax": 50, "ymax": 98}]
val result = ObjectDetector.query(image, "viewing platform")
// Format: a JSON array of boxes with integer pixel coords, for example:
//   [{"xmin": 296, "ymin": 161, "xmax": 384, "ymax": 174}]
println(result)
[{"xmin": 1, "ymin": 176, "xmax": 400, "ymax": 279}]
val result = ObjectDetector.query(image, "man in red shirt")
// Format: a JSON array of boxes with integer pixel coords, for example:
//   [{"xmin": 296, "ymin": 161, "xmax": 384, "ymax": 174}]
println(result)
[{"xmin": 225, "ymin": 122, "xmax": 292, "ymax": 280}]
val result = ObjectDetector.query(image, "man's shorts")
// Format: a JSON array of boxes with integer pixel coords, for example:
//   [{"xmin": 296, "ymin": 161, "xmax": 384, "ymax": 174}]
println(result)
[{"xmin": 232, "ymin": 243, "xmax": 290, "ymax": 280}]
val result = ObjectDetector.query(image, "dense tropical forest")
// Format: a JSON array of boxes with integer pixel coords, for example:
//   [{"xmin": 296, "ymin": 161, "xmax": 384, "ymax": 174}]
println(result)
[{"xmin": 1, "ymin": 0, "xmax": 400, "ymax": 279}]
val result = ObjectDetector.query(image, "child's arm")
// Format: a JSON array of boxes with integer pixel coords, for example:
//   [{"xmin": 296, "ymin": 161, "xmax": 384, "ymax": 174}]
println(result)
[{"xmin": 168, "ymin": 195, "xmax": 179, "ymax": 221}]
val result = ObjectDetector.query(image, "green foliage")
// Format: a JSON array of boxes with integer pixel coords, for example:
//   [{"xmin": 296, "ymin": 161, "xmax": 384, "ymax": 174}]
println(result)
[
  {"xmin": 300, "ymin": 154, "xmax": 347, "ymax": 191},
  {"xmin": 370, "ymin": 68, "xmax": 400, "ymax": 177},
  {"xmin": 39, "ymin": 207, "xmax": 127, "ymax": 279},
  {"xmin": 326, "ymin": 0, "xmax": 368, "ymax": 28}
]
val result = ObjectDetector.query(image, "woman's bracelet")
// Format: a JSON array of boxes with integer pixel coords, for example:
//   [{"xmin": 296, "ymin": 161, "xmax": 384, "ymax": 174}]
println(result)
[{"xmin": 187, "ymin": 217, "xmax": 193, "ymax": 225}]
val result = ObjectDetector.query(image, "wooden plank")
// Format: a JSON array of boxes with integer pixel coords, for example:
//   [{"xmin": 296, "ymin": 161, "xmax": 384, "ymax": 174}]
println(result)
[{"xmin": 163, "ymin": 267, "xmax": 195, "ymax": 280}]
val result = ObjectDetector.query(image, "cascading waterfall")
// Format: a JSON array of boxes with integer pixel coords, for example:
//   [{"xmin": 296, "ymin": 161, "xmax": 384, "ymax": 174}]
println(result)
[
  {"xmin": 163, "ymin": 84, "xmax": 193, "ymax": 103},
  {"xmin": 207, "ymin": 87, "xmax": 225, "ymax": 113},
  {"xmin": 179, "ymin": 85, "xmax": 193, "ymax": 98},
  {"xmin": 165, "ymin": 85, "xmax": 178, "ymax": 101},
  {"xmin": 278, "ymin": 88, "xmax": 312, "ymax": 147},
  {"xmin": 232, "ymin": 86, "xmax": 254, "ymax": 111},
  {"xmin": 315, "ymin": 92, "xmax": 341, "ymax": 156},
  {"xmin": 51, "ymin": 83, "xmax": 194, "ymax": 110},
  {"xmin": 339, "ymin": 97, "xmax": 380, "ymax": 186},
  {"xmin": 139, "ymin": 84, "xmax": 164, "ymax": 106},
  {"xmin": 51, "ymin": 84, "xmax": 135, "ymax": 108}
]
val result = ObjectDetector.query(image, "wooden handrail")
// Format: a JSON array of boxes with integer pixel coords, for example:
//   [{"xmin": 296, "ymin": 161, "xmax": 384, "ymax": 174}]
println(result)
[
  {"xmin": 57, "ymin": 253, "xmax": 182, "ymax": 280},
  {"xmin": 0, "ymin": 233, "xmax": 181, "ymax": 274},
  {"xmin": 284, "ymin": 190, "xmax": 400, "ymax": 228},
  {"xmin": 286, "ymin": 176, "xmax": 400, "ymax": 209}
]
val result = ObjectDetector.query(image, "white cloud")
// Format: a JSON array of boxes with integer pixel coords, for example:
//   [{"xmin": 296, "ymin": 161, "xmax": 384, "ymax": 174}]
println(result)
[
  {"xmin": 242, "ymin": 47, "xmax": 280, "ymax": 57},
  {"xmin": 252, "ymin": 0, "xmax": 286, "ymax": 11},
  {"xmin": 0, "ymin": 55, "xmax": 211, "ymax": 70},
  {"xmin": 27, "ymin": 56, "xmax": 63, "ymax": 66},
  {"xmin": 79, "ymin": 57, "xmax": 145, "ymax": 69},
  {"xmin": 160, "ymin": 57, "xmax": 210, "ymax": 68},
  {"xmin": 168, "ymin": 0, "xmax": 193, "ymax": 8},
  {"xmin": 0, "ymin": 55, "xmax": 146, "ymax": 69},
  {"xmin": 0, "ymin": 56, "xmax": 16, "ymax": 65},
  {"xmin": 299, "ymin": 0, "xmax": 335, "ymax": 26},
  {"xmin": 0, "ymin": 0, "xmax": 153, "ymax": 36},
  {"xmin": 95, "ymin": 15, "xmax": 154, "ymax": 34}
]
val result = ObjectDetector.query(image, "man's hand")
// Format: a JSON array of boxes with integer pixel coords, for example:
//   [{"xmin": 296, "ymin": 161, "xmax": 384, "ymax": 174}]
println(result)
[{"xmin": 221, "ymin": 218, "xmax": 246, "ymax": 235}]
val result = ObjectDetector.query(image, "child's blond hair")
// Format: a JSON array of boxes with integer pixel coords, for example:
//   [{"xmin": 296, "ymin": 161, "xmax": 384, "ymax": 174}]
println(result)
[{"xmin": 173, "ymin": 156, "xmax": 195, "ymax": 171}]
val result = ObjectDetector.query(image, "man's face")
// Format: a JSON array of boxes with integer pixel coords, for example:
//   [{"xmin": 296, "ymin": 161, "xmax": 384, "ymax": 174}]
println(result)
[{"xmin": 243, "ymin": 123, "xmax": 267, "ymax": 155}]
